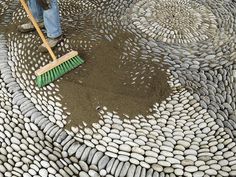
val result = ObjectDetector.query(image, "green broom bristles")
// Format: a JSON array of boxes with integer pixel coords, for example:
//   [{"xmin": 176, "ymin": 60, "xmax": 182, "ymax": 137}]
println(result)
[{"xmin": 36, "ymin": 56, "xmax": 84, "ymax": 87}]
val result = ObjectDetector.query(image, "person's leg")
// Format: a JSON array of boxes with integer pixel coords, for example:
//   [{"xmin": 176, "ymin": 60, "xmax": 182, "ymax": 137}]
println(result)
[
  {"xmin": 43, "ymin": 0, "xmax": 62, "ymax": 38},
  {"xmin": 38, "ymin": 0, "xmax": 62, "ymax": 52},
  {"xmin": 28, "ymin": 0, "xmax": 44, "ymax": 22},
  {"xmin": 18, "ymin": 0, "xmax": 44, "ymax": 32}
]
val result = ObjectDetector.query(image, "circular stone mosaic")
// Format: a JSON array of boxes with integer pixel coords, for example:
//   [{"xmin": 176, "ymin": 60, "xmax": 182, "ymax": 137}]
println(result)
[
  {"xmin": 122, "ymin": 0, "xmax": 218, "ymax": 43},
  {"xmin": 0, "ymin": 0, "xmax": 236, "ymax": 177}
]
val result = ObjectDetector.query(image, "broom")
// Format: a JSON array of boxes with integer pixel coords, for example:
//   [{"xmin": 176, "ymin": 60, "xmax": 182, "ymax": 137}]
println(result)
[{"xmin": 19, "ymin": 0, "xmax": 84, "ymax": 87}]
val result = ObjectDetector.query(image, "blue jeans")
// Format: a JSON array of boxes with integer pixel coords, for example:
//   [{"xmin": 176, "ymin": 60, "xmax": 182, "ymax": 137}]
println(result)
[{"xmin": 28, "ymin": 0, "xmax": 62, "ymax": 38}]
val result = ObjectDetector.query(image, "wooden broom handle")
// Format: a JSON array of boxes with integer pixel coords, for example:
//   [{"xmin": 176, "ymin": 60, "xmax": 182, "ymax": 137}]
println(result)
[{"xmin": 19, "ymin": 0, "xmax": 57, "ymax": 61}]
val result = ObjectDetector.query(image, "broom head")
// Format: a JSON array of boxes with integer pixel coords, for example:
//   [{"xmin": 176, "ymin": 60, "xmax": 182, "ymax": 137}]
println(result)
[{"xmin": 35, "ymin": 51, "xmax": 84, "ymax": 87}]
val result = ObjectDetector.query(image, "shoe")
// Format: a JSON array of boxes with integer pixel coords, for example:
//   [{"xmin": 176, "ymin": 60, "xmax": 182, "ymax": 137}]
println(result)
[
  {"xmin": 38, "ymin": 35, "xmax": 63, "ymax": 53},
  {"xmin": 17, "ymin": 21, "xmax": 44, "ymax": 33}
]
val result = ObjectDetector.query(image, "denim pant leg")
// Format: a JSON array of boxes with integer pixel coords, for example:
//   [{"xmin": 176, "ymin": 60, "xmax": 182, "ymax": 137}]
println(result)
[
  {"xmin": 28, "ymin": 0, "xmax": 43, "ymax": 22},
  {"xmin": 43, "ymin": 0, "xmax": 62, "ymax": 38}
]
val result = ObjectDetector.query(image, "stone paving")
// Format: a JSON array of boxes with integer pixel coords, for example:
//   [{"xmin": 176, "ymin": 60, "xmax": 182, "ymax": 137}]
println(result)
[{"xmin": 0, "ymin": 0, "xmax": 236, "ymax": 177}]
